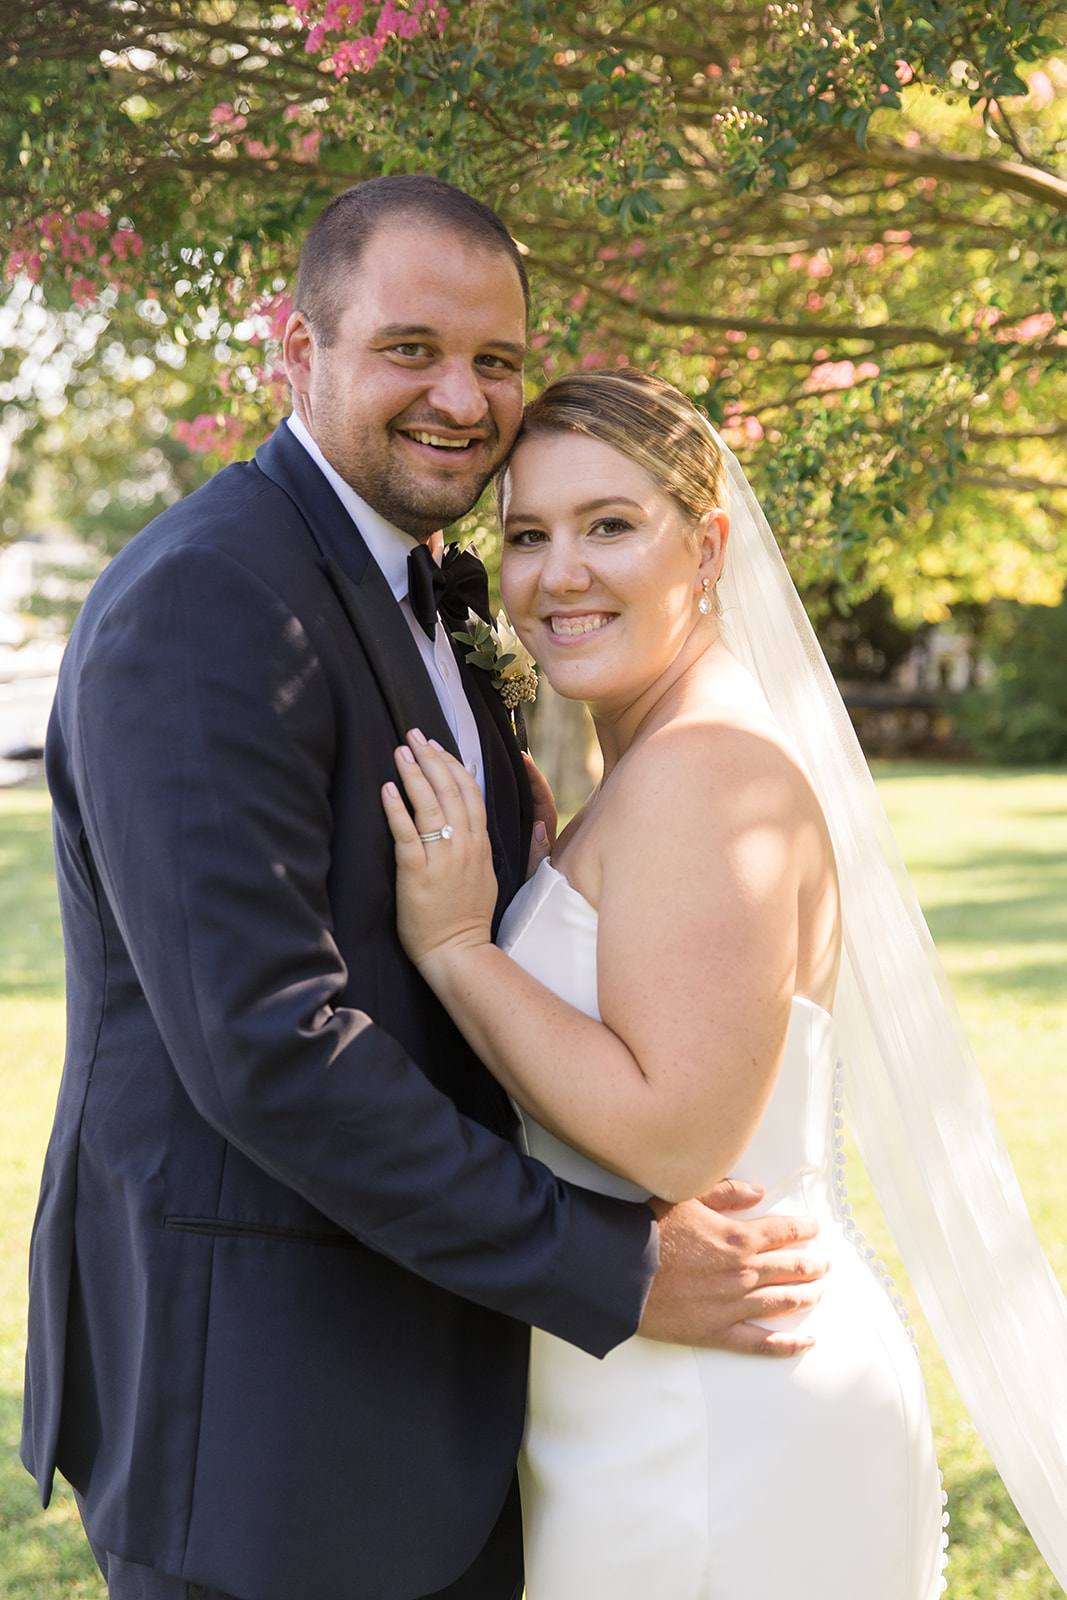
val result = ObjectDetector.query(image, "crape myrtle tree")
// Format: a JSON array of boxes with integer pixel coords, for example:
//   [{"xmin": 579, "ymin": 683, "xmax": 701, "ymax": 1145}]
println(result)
[{"xmin": 3, "ymin": 0, "xmax": 1067, "ymax": 634}]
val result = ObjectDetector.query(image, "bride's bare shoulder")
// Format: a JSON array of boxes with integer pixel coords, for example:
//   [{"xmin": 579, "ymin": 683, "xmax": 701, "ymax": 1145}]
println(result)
[{"xmin": 615, "ymin": 666, "xmax": 815, "ymax": 828}]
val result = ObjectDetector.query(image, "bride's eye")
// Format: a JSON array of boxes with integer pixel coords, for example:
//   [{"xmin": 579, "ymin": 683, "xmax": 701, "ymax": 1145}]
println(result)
[
  {"xmin": 591, "ymin": 516, "xmax": 632, "ymax": 536},
  {"xmin": 504, "ymin": 526, "xmax": 547, "ymax": 548}
]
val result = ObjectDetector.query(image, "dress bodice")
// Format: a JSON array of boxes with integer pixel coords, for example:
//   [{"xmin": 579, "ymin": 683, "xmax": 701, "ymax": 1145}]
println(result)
[
  {"xmin": 499, "ymin": 859, "xmax": 944, "ymax": 1600},
  {"xmin": 497, "ymin": 858, "xmax": 841, "ymax": 1222}
]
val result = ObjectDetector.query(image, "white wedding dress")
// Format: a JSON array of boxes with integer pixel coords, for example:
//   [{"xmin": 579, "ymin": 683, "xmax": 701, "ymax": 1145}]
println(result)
[{"xmin": 498, "ymin": 858, "xmax": 948, "ymax": 1600}]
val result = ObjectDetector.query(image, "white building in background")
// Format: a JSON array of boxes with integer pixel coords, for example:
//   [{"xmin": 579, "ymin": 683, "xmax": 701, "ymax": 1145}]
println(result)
[{"xmin": 0, "ymin": 531, "xmax": 100, "ymax": 784}]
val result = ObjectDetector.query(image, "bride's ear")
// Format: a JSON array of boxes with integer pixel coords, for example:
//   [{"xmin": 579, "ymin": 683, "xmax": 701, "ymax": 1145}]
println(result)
[{"xmin": 696, "ymin": 509, "xmax": 729, "ymax": 592}]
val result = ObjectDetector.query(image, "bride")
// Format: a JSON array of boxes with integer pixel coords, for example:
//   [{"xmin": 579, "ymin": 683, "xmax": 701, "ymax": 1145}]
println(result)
[{"xmin": 382, "ymin": 369, "xmax": 1067, "ymax": 1598}]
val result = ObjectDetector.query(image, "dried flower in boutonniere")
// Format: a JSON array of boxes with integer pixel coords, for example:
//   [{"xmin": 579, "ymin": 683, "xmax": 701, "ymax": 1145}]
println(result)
[{"xmin": 453, "ymin": 609, "xmax": 539, "ymax": 746}]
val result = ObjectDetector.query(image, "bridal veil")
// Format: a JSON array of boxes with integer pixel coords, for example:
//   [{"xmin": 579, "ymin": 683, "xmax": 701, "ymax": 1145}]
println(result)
[{"xmin": 712, "ymin": 431, "xmax": 1067, "ymax": 1587}]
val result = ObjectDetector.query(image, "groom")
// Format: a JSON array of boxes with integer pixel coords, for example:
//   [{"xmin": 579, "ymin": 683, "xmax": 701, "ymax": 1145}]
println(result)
[{"xmin": 22, "ymin": 176, "xmax": 827, "ymax": 1600}]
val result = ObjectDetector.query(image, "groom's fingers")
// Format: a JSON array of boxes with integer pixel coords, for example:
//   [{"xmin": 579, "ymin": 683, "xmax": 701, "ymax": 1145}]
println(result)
[
  {"xmin": 712, "ymin": 1318, "xmax": 818, "ymax": 1359},
  {"xmin": 639, "ymin": 1196, "xmax": 831, "ymax": 1352}
]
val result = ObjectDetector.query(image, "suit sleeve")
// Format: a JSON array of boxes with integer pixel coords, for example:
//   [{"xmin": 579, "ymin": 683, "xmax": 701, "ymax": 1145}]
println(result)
[{"xmin": 68, "ymin": 541, "xmax": 657, "ymax": 1356}]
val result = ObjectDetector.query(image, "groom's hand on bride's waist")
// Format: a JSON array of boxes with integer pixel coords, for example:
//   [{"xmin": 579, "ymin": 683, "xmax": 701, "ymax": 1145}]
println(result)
[{"xmin": 637, "ymin": 1181, "xmax": 829, "ymax": 1357}]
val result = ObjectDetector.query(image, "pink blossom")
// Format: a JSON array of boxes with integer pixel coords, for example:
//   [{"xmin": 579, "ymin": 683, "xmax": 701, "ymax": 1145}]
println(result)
[
  {"xmin": 332, "ymin": 37, "xmax": 382, "ymax": 74},
  {"xmin": 110, "ymin": 229, "xmax": 143, "ymax": 261},
  {"xmin": 856, "ymin": 362, "xmax": 880, "ymax": 379},
  {"xmin": 884, "ymin": 229, "xmax": 912, "ymax": 243},
  {"xmin": 6, "ymin": 250, "xmax": 44, "ymax": 283},
  {"xmin": 895, "ymin": 60, "xmax": 914, "ymax": 85},
  {"xmin": 252, "ymin": 291, "xmax": 294, "ymax": 343},
  {"xmin": 788, "ymin": 253, "xmax": 806, "ymax": 271},
  {"xmin": 806, "ymin": 291, "xmax": 825, "ymax": 312},
  {"xmin": 69, "ymin": 276, "xmax": 98, "ymax": 307},
  {"xmin": 1010, "ymin": 312, "xmax": 1056, "ymax": 342},
  {"xmin": 175, "ymin": 413, "xmax": 248, "ymax": 459},
  {"xmin": 862, "ymin": 243, "xmax": 884, "ymax": 267},
  {"xmin": 725, "ymin": 329, "xmax": 745, "ymax": 343},
  {"xmin": 743, "ymin": 416, "xmax": 764, "ymax": 440},
  {"xmin": 807, "ymin": 257, "xmax": 832, "ymax": 279},
  {"xmin": 1028, "ymin": 70, "xmax": 1055, "ymax": 109},
  {"xmin": 75, "ymin": 209, "xmax": 108, "ymax": 231},
  {"xmin": 903, "ymin": 130, "xmax": 921, "ymax": 148},
  {"xmin": 209, "ymin": 104, "xmax": 247, "ymax": 131},
  {"xmin": 807, "ymin": 360, "xmax": 856, "ymax": 392}
]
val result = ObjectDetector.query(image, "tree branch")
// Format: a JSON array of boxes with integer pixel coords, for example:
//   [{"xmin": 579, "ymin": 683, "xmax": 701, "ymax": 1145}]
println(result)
[
  {"xmin": 529, "ymin": 256, "xmax": 979, "ymax": 352},
  {"xmin": 825, "ymin": 132, "xmax": 1067, "ymax": 214}
]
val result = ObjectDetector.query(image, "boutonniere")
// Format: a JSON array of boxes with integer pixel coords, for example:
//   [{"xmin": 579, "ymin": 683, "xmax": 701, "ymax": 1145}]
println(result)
[{"xmin": 453, "ymin": 609, "xmax": 539, "ymax": 712}]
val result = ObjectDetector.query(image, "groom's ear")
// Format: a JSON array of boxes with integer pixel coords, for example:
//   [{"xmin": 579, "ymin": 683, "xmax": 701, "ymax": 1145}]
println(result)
[{"xmin": 283, "ymin": 310, "xmax": 315, "ymax": 396}]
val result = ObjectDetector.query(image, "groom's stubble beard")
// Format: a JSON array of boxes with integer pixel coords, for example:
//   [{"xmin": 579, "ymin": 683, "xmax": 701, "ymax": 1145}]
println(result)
[{"xmin": 312, "ymin": 402, "xmax": 512, "ymax": 541}]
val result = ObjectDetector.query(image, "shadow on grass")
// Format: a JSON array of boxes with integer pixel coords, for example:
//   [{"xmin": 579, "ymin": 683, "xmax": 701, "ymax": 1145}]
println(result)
[{"xmin": 0, "ymin": 1392, "xmax": 104, "ymax": 1599}]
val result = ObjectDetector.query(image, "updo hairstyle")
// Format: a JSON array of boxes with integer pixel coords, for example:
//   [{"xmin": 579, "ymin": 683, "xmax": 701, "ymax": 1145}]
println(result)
[{"xmin": 510, "ymin": 368, "xmax": 729, "ymax": 528}]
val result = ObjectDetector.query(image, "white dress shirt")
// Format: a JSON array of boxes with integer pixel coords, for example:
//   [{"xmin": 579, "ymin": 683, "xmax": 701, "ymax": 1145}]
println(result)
[{"xmin": 286, "ymin": 414, "xmax": 486, "ymax": 794}]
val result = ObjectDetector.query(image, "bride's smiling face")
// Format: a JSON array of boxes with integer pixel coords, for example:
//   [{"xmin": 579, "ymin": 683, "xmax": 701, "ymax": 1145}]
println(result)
[{"xmin": 500, "ymin": 430, "xmax": 724, "ymax": 715}]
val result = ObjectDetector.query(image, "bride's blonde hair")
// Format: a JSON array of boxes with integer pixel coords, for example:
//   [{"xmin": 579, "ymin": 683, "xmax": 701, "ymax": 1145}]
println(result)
[{"xmin": 507, "ymin": 368, "xmax": 729, "ymax": 527}]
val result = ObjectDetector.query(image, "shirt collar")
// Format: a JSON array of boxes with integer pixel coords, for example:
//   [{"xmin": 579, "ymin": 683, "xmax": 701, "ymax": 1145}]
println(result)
[{"xmin": 285, "ymin": 413, "xmax": 419, "ymax": 603}]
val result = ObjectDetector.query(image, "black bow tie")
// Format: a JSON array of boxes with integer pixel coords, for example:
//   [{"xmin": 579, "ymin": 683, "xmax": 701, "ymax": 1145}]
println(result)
[{"xmin": 407, "ymin": 541, "xmax": 493, "ymax": 642}]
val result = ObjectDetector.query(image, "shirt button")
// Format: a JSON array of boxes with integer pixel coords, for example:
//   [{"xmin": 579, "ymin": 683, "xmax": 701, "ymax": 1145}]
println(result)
[{"xmin": 468, "ymin": 762, "xmax": 478, "ymax": 778}]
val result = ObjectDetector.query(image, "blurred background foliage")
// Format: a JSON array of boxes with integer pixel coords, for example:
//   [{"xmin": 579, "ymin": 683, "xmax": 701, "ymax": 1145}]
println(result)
[{"xmin": 2, "ymin": 0, "xmax": 1067, "ymax": 756}]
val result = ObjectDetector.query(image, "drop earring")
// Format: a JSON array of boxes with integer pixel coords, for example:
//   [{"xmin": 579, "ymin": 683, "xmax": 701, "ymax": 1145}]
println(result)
[{"xmin": 697, "ymin": 577, "xmax": 712, "ymax": 615}]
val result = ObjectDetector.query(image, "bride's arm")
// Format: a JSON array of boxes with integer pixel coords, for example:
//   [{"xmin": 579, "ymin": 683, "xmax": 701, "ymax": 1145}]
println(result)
[{"xmin": 382, "ymin": 725, "xmax": 824, "ymax": 1203}]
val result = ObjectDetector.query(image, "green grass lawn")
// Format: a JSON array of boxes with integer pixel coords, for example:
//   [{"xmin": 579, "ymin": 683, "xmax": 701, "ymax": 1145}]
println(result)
[{"xmin": 1, "ymin": 769, "xmax": 1066, "ymax": 1597}]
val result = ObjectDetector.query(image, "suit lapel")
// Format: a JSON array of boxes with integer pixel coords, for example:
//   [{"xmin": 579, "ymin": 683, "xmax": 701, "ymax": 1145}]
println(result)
[
  {"xmin": 323, "ymin": 558, "xmax": 460, "ymax": 758},
  {"xmin": 255, "ymin": 423, "xmax": 533, "ymax": 892},
  {"xmin": 255, "ymin": 425, "xmax": 460, "ymax": 758}
]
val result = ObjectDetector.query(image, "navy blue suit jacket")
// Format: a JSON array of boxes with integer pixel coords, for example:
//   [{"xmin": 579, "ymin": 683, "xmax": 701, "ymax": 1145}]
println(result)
[{"xmin": 21, "ymin": 424, "xmax": 657, "ymax": 1600}]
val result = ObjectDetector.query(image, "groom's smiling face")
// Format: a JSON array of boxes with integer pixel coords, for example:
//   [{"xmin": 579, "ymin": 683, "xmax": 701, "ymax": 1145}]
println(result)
[{"xmin": 285, "ymin": 216, "xmax": 527, "ymax": 540}]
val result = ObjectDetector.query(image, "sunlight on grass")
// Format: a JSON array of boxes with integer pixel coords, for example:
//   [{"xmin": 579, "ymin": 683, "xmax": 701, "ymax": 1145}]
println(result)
[
  {"xmin": 1, "ymin": 771, "xmax": 1065, "ymax": 1597},
  {"xmin": 847, "ymin": 766, "xmax": 1067, "ymax": 1599}
]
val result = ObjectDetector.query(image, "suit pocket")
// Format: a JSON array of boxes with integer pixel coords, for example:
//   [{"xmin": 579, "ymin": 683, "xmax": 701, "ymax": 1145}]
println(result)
[{"xmin": 163, "ymin": 1215, "xmax": 366, "ymax": 1250}]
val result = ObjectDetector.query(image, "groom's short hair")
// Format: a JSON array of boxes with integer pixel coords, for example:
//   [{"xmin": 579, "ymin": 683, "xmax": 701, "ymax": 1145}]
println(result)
[{"xmin": 295, "ymin": 174, "xmax": 530, "ymax": 343}]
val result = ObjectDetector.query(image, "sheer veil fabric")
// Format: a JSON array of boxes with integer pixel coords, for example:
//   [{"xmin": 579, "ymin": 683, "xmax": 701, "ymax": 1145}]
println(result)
[{"xmin": 711, "ymin": 432, "xmax": 1067, "ymax": 1587}]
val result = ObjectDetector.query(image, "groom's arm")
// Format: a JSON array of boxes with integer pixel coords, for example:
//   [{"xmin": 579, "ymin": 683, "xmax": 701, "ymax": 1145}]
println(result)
[{"xmin": 66, "ymin": 533, "xmax": 656, "ymax": 1356}]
